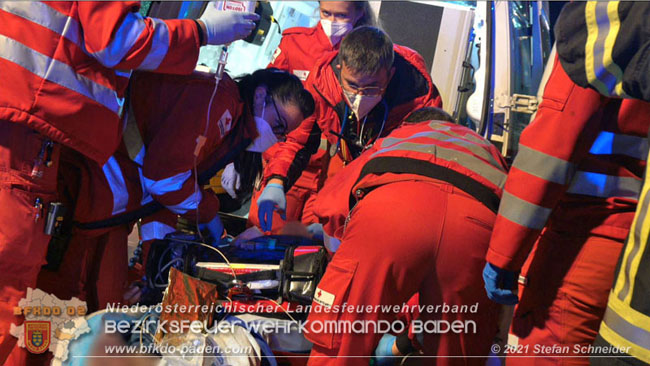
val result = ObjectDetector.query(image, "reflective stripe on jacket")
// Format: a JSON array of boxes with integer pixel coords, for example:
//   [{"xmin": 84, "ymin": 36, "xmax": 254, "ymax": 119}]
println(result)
[
  {"xmin": 313, "ymin": 120, "xmax": 507, "ymax": 239},
  {"xmin": 487, "ymin": 57, "xmax": 650, "ymax": 271},
  {"xmin": 0, "ymin": 1, "xmax": 201, "ymax": 164}
]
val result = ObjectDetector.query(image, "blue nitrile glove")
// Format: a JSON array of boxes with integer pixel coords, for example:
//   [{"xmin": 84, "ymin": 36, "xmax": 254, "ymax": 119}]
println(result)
[
  {"xmin": 199, "ymin": 2, "xmax": 260, "ymax": 45},
  {"xmin": 374, "ymin": 334, "xmax": 397, "ymax": 366},
  {"xmin": 257, "ymin": 183, "xmax": 286, "ymax": 232},
  {"xmin": 199, "ymin": 214, "xmax": 224, "ymax": 245},
  {"xmin": 306, "ymin": 223, "xmax": 324, "ymax": 241},
  {"xmin": 482, "ymin": 262, "xmax": 519, "ymax": 305}
]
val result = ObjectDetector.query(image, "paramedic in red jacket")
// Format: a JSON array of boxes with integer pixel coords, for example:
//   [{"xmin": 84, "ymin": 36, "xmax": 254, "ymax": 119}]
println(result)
[
  {"xmin": 35, "ymin": 68, "xmax": 314, "ymax": 313},
  {"xmin": 257, "ymin": 26, "xmax": 442, "ymax": 231},
  {"xmin": 483, "ymin": 56, "xmax": 650, "ymax": 365},
  {"xmin": 246, "ymin": 1, "xmax": 375, "ymax": 231},
  {"xmin": 306, "ymin": 107, "xmax": 506, "ymax": 365},
  {"xmin": 0, "ymin": 1, "xmax": 258, "ymax": 362}
]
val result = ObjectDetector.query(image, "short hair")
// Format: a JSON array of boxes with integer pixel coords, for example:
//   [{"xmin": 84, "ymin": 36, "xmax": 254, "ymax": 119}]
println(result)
[
  {"xmin": 339, "ymin": 26, "xmax": 394, "ymax": 76},
  {"xmin": 404, "ymin": 107, "xmax": 455, "ymax": 124}
]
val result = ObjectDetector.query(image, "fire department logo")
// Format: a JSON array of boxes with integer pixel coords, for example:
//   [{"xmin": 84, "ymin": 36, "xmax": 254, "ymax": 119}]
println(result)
[{"xmin": 24, "ymin": 321, "xmax": 50, "ymax": 354}]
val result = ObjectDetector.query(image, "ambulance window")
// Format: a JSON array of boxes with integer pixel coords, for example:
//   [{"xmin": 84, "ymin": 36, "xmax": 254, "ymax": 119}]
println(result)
[
  {"xmin": 196, "ymin": 1, "xmax": 320, "ymax": 77},
  {"xmin": 507, "ymin": 1, "xmax": 551, "ymax": 152}
]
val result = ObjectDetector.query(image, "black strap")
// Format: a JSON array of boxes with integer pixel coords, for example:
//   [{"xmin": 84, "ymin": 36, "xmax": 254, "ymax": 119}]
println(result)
[
  {"xmin": 352, "ymin": 156, "xmax": 501, "ymax": 213},
  {"xmin": 196, "ymin": 267, "xmax": 278, "ymax": 284}
]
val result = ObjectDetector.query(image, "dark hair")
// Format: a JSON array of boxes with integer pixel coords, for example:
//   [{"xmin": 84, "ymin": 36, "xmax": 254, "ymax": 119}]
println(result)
[
  {"xmin": 339, "ymin": 26, "xmax": 394, "ymax": 76},
  {"xmin": 405, "ymin": 107, "xmax": 455, "ymax": 124},
  {"xmin": 236, "ymin": 68, "xmax": 314, "ymax": 119},
  {"xmin": 232, "ymin": 69, "xmax": 314, "ymax": 201}
]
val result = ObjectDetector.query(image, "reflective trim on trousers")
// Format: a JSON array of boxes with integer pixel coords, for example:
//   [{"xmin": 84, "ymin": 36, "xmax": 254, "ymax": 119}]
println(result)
[{"xmin": 102, "ymin": 156, "xmax": 129, "ymax": 216}]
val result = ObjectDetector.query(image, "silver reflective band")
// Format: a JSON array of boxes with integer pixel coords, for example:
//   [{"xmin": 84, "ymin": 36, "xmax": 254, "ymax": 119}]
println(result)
[
  {"xmin": 602, "ymin": 306, "xmax": 650, "ymax": 350},
  {"xmin": 0, "ymin": 35, "xmax": 122, "ymax": 114},
  {"xmin": 566, "ymin": 171, "xmax": 641, "ymax": 200},
  {"xmin": 498, "ymin": 191, "xmax": 552, "ymax": 230},
  {"xmin": 142, "ymin": 170, "xmax": 192, "ymax": 196},
  {"xmin": 372, "ymin": 141, "xmax": 507, "ymax": 188},
  {"xmin": 380, "ymin": 130, "xmax": 503, "ymax": 170},
  {"xmin": 512, "ymin": 145, "xmax": 576, "ymax": 185},
  {"xmin": 138, "ymin": 167, "xmax": 155, "ymax": 206},
  {"xmin": 102, "ymin": 156, "xmax": 129, "ymax": 216},
  {"xmin": 141, "ymin": 221, "xmax": 175, "ymax": 241},
  {"xmin": 618, "ymin": 174, "xmax": 650, "ymax": 301},
  {"xmin": 166, "ymin": 188, "xmax": 202, "ymax": 215},
  {"xmin": 430, "ymin": 121, "xmax": 489, "ymax": 146},
  {"xmin": 91, "ymin": 12, "xmax": 146, "ymax": 68},
  {"xmin": 589, "ymin": 131, "xmax": 649, "ymax": 160},
  {"xmin": 0, "ymin": 1, "xmax": 83, "ymax": 49},
  {"xmin": 138, "ymin": 18, "xmax": 170, "ymax": 71}
]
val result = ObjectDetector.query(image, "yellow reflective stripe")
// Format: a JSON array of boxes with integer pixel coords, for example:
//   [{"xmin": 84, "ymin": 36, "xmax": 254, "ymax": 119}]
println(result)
[
  {"xmin": 624, "ymin": 190, "xmax": 650, "ymax": 304},
  {"xmin": 600, "ymin": 323, "xmax": 650, "ymax": 364},
  {"xmin": 614, "ymin": 160, "xmax": 650, "ymax": 303},
  {"xmin": 604, "ymin": 1, "xmax": 625, "ymax": 97},
  {"xmin": 585, "ymin": 2, "xmax": 609, "ymax": 95},
  {"xmin": 609, "ymin": 294, "xmax": 650, "ymax": 334},
  {"xmin": 599, "ymin": 295, "xmax": 650, "ymax": 363},
  {"xmin": 585, "ymin": 1, "xmax": 626, "ymax": 97}
]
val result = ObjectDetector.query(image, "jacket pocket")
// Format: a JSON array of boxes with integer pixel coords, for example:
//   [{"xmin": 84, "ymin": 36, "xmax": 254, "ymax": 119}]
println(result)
[{"xmin": 305, "ymin": 257, "xmax": 358, "ymax": 349}]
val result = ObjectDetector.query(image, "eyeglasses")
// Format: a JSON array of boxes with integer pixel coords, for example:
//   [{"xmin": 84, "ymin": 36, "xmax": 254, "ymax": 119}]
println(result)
[
  {"xmin": 339, "ymin": 76, "xmax": 387, "ymax": 97},
  {"xmin": 269, "ymin": 97, "xmax": 288, "ymax": 136}
]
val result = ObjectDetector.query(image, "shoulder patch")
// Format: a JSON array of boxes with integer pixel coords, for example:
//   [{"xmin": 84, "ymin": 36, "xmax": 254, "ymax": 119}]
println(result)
[
  {"xmin": 217, "ymin": 109, "xmax": 233, "ymax": 136},
  {"xmin": 314, "ymin": 287, "xmax": 335, "ymax": 308},
  {"xmin": 292, "ymin": 70, "xmax": 310, "ymax": 81}
]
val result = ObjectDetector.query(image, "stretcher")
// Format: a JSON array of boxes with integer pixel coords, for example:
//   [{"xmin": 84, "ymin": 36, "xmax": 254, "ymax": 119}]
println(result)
[{"xmin": 67, "ymin": 231, "xmax": 327, "ymax": 365}]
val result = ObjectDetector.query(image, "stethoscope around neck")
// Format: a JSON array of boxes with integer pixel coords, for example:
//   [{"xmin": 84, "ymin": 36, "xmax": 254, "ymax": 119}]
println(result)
[{"xmin": 331, "ymin": 99, "xmax": 389, "ymax": 157}]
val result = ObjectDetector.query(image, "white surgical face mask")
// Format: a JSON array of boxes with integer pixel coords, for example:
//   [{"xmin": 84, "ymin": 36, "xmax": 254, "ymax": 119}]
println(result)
[
  {"xmin": 247, "ymin": 113, "xmax": 278, "ymax": 153},
  {"xmin": 321, "ymin": 19, "xmax": 354, "ymax": 46},
  {"xmin": 343, "ymin": 90, "xmax": 382, "ymax": 119}
]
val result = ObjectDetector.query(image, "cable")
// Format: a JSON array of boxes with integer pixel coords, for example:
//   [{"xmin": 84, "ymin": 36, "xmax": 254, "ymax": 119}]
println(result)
[
  {"xmin": 166, "ymin": 237, "xmax": 238, "ymax": 281},
  {"xmin": 194, "ymin": 46, "xmax": 229, "ymax": 243},
  {"xmin": 252, "ymin": 295, "xmax": 297, "ymax": 322},
  {"xmin": 155, "ymin": 258, "xmax": 184, "ymax": 287}
]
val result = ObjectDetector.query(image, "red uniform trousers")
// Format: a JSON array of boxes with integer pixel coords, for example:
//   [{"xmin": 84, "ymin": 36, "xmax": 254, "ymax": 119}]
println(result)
[
  {"xmin": 35, "ymin": 226, "xmax": 131, "ymax": 312},
  {"xmin": 306, "ymin": 180, "xmax": 500, "ymax": 366},
  {"xmin": 5, "ymin": 225, "xmax": 131, "ymax": 366},
  {"xmin": 0, "ymin": 121, "xmax": 61, "ymax": 364},
  {"xmin": 506, "ymin": 227, "xmax": 623, "ymax": 366}
]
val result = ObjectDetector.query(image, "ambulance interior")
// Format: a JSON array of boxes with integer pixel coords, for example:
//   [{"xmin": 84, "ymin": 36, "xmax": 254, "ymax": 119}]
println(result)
[{"xmin": 144, "ymin": 1, "xmax": 553, "ymax": 228}]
